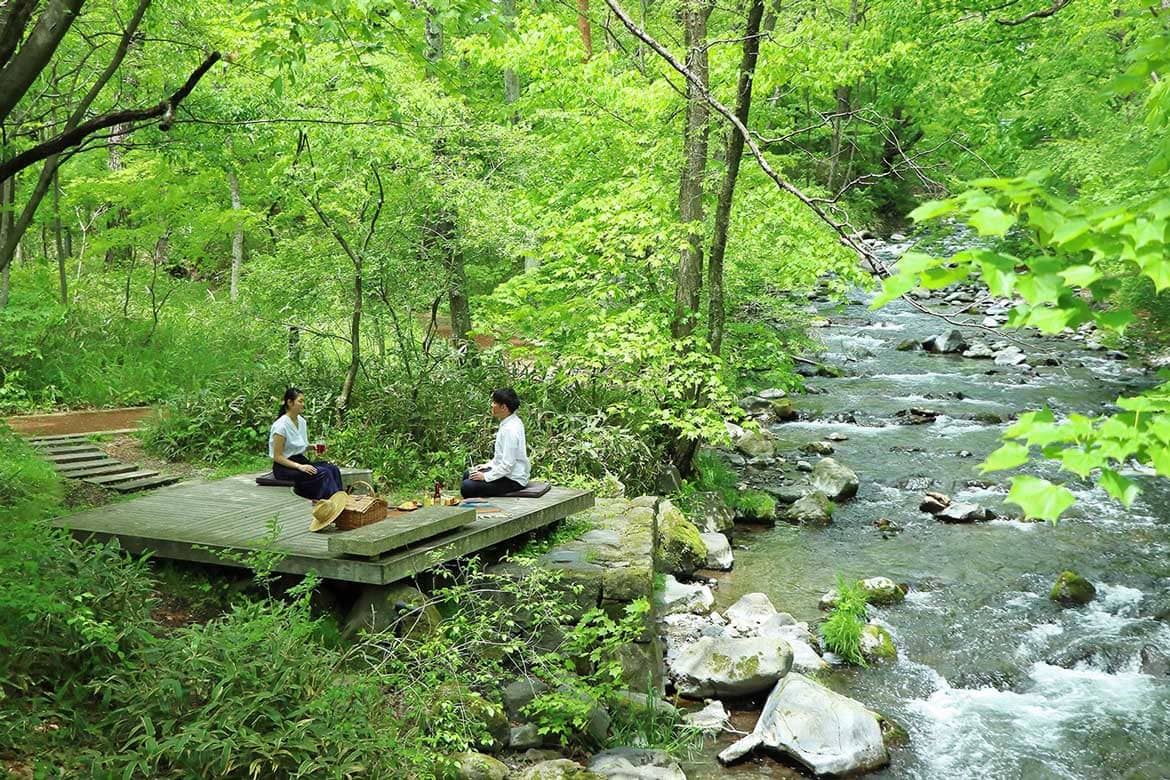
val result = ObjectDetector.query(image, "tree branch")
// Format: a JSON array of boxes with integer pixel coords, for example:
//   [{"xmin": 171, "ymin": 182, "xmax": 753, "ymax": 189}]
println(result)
[
  {"xmin": 0, "ymin": 0, "xmax": 86, "ymax": 124},
  {"xmin": 996, "ymin": 0, "xmax": 1072, "ymax": 25},
  {"xmin": 0, "ymin": 51, "xmax": 221, "ymax": 182}
]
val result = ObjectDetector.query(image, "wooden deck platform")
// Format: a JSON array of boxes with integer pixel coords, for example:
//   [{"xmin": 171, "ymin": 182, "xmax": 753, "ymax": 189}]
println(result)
[{"xmin": 51, "ymin": 474, "xmax": 595, "ymax": 585}]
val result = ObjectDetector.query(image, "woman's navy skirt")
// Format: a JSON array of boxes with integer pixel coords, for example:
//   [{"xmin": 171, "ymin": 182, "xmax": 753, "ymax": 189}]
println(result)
[{"xmin": 273, "ymin": 453, "xmax": 344, "ymax": 500}]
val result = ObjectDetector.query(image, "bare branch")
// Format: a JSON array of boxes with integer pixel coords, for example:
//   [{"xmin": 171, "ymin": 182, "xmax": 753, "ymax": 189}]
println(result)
[{"xmin": 996, "ymin": 0, "xmax": 1072, "ymax": 25}]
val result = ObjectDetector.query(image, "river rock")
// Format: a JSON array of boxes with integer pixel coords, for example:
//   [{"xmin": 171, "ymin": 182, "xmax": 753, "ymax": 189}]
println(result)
[
  {"xmin": 895, "ymin": 407, "xmax": 941, "ymax": 424},
  {"xmin": 801, "ymin": 441, "xmax": 835, "ymax": 456},
  {"xmin": 452, "ymin": 752, "xmax": 509, "ymax": 780},
  {"xmin": 724, "ymin": 592, "xmax": 778, "ymax": 633},
  {"xmin": 761, "ymin": 484, "xmax": 805, "ymax": 504},
  {"xmin": 1141, "ymin": 645, "xmax": 1170, "ymax": 677},
  {"xmin": 860, "ymin": 577, "xmax": 906, "ymax": 605},
  {"xmin": 718, "ymin": 673, "xmax": 889, "ymax": 774},
  {"xmin": 758, "ymin": 387, "xmax": 787, "ymax": 400},
  {"xmin": 736, "ymin": 430, "xmax": 776, "ymax": 459},
  {"xmin": 682, "ymin": 700, "xmax": 730, "ymax": 735},
  {"xmin": 963, "ymin": 341, "xmax": 995, "ymax": 359},
  {"xmin": 919, "ymin": 491, "xmax": 951, "ymax": 513},
  {"xmin": 657, "ymin": 574, "xmax": 714, "ymax": 615},
  {"xmin": 700, "ymin": 532, "xmax": 734, "ymax": 570},
  {"xmin": 739, "ymin": 395, "xmax": 772, "ymax": 415},
  {"xmin": 1050, "ymin": 571, "xmax": 1097, "ymax": 605},
  {"xmin": 503, "ymin": 678, "xmax": 549, "ymax": 720},
  {"xmin": 587, "ymin": 748, "xmax": 685, "ymax": 780},
  {"xmin": 811, "ymin": 458, "xmax": 859, "ymax": 500},
  {"xmin": 696, "ymin": 492, "xmax": 734, "ymax": 534},
  {"xmin": 827, "ymin": 432, "xmax": 849, "ymax": 441},
  {"xmin": 725, "ymin": 421, "xmax": 746, "ymax": 441},
  {"xmin": 923, "ymin": 329, "xmax": 968, "ymax": 354},
  {"xmin": 510, "ymin": 724, "xmax": 543, "ymax": 749},
  {"xmin": 797, "ymin": 460, "xmax": 813, "ymax": 471},
  {"xmin": 656, "ymin": 500, "xmax": 705, "ymax": 576},
  {"xmin": 517, "ymin": 759, "xmax": 604, "ymax": 780},
  {"xmin": 936, "ymin": 502, "xmax": 993, "ymax": 522},
  {"xmin": 758, "ymin": 619, "xmax": 828, "ymax": 673},
  {"xmin": 896, "ymin": 338, "xmax": 919, "ymax": 351},
  {"xmin": 771, "ymin": 398, "xmax": 799, "ymax": 421},
  {"xmin": 860, "ymin": 623, "xmax": 897, "ymax": 662},
  {"xmin": 784, "ymin": 491, "xmax": 834, "ymax": 525},
  {"xmin": 994, "ymin": 346, "xmax": 1027, "ymax": 366},
  {"xmin": 671, "ymin": 636, "xmax": 794, "ymax": 698}
]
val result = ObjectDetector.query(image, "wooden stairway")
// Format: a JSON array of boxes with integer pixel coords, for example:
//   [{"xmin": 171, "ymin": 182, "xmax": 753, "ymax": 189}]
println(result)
[{"xmin": 28, "ymin": 434, "xmax": 180, "ymax": 493}]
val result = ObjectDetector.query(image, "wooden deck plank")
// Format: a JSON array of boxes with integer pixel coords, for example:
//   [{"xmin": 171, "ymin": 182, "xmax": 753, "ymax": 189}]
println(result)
[
  {"xmin": 52, "ymin": 473, "xmax": 594, "ymax": 584},
  {"xmin": 59, "ymin": 461, "xmax": 136, "ymax": 478},
  {"xmin": 108, "ymin": 475, "xmax": 182, "ymax": 493},
  {"xmin": 327, "ymin": 507, "xmax": 475, "ymax": 558}
]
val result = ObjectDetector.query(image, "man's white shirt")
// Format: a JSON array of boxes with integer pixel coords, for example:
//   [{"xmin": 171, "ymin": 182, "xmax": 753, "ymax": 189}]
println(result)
[{"xmin": 484, "ymin": 413, "xmax": 530, "ymax": 486}]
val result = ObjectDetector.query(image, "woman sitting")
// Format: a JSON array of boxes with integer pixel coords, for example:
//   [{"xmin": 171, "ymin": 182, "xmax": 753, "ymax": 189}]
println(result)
[{"xmin": 269, "ymin": 387, "xmax": 343, "ymax": 501}]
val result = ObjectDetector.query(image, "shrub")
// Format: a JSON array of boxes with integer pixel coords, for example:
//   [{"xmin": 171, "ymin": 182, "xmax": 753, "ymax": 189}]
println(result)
[{"xmin": 820, "ymin": 575, "xmax": 869, "ymax": 666}]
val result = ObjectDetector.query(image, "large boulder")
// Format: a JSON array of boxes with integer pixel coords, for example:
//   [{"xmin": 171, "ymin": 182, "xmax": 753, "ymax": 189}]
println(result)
[
  {"xmin": 936, "ymin": 502, "xmax": 994, "ymax": 523},
  {"xmin": 724, "ymin": 592, "xmax": 779, "ymax": 635},
  {"xmin": 811, "ymin": 458, "xmax": 859, "ymax": 501},
  {"xmin": 718, "ymin": 673, "xmax": 889, "ymax": 775},
  {"xmin": 682, "ymin": 700, "xmax": 730, "ymax": 736},
  {"xmin": 587, "ymin": 748, "xmax": 686, "ymax": 780},
  {"xmin": 655, "ymin": 500, "xmax": 706, "ymax": 576},
  {"xmin": 736, "ymin": 430, "xmax": 776, "ymax": 459},
  {"xmin": 670, "ymin": 635, "xmax": 794, "ymax": 698},
  {"xmin": 342, "ymin": 583, "xmax": 441, "ymax": 639},
  {"xmin": 656, "ymin": 574, "xmax": 714, "ymax": 616},
  {"xmin": 784, "ymin": 491, "xmax": 834, "ymax": 525},
  {"xmin": 700, "ymin": 532, "xmax": 734, "ymax": 571},
  {"xmin": 1051, "ymin": 571, "xmax": 1097, "ymax": 605}
]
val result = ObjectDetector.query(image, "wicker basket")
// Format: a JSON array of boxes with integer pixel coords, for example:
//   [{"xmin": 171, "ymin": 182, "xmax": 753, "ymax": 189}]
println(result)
[{"xmin": 336, "ymin": 481, "xmax": 389, "ymax": 530}]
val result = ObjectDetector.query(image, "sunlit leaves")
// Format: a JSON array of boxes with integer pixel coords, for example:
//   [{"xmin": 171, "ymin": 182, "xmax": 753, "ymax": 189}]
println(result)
[
  {"xmin": 981, "ymin": 442, "xmax": 1030, "ymax": 473},
  {"xmin": 1007, "ymin": 476, "xmax": 1076, "ymax": 522}
]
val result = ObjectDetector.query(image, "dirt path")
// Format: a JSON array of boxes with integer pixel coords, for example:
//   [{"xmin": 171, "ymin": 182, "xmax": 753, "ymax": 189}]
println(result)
[{"xmin": 4, "ymin": 406, "xmax": 154, "ymax": 436}]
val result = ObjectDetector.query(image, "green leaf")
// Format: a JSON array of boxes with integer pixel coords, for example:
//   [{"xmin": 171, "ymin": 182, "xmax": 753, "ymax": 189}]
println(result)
[
  {"xmin": 1059, "ymin": 447, "xmax": 1099, "ymax": 478},
  {"xmin": 1059, "ymin": 265, "xmax": 1102, "ymax": 288},
  {"xmin": 908, "ymin": 199, "xmax": 954, "ymax": 222},
  {"xmin": 1099, "ymin": 468, "xmax": 1140, "ymax": 507},
  {"xmin": 1006, "ymin": 476, "xmax": 1077, "ymax": 522},
  {"xmin": 981, "ymin": 442, "xmax": 1030, "ymax": 472},
  {"xmin": 871, "ymin": 272, "xmax": 918, "ymax": 308},
  {"xmin": 1095, "ymin": 309, "xmax": 1135, "ymax": 333},
  {"xmin": 1023, "ymin": 305, "xmax": 1073, "ymax": 334},
  {"xmin": 968, "ymin": 207, "xmax": 1016, "ymax": 237}
]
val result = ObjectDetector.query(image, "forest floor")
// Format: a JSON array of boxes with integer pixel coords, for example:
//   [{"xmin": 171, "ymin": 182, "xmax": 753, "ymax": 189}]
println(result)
[{"xmin": 4, "ymin": 406, "xmax": 154, "ymax": 436}]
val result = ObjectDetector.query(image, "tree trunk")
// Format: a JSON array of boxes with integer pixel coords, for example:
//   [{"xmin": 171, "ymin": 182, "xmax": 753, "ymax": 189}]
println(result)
[
  {"xmin": 0, "ymin": 175, "xmax": 14, "ymax": 307},
  {"xmin": 337, "ymin": 254, "xmax": 362, "ymax": 424},
  {"xmin": 708, "ymin": 0, "xmax": 763, "ymax": 356},
  {"xmin": 105, "ymin": 122, "xmax": 131, "ymax": 267},
  {"xmin": 0, "ymin": 0, "xmax": 86, "ymax": 125},
  {"xmin": 826, "ymin": 0, "xmax": 858, "ymax": 191},
  {"xmin": 433, "ymin": 211, "xmax": 474, "ymax": 358},
  {"xmin": 54, "ymin": 168, "xmax": 66, "ymax": 304},
  {"xmin": 671, "ymin": 0, "xmax": 713, "ymax": 340},
  {"xmin": 577, "ymin": 0, "xmax": 593, "ymax": 61},
  {"xmin": 229, "ymin": 168, "xmax": 243, "ymax": 300},
  {"xmin": 502, "ymin": 0, "xmax": 520, "ymax": 112}
]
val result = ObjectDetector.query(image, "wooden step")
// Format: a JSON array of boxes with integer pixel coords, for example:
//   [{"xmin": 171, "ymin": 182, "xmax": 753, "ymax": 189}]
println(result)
[
  {"xmin": 106, "ymin": 474, "xmax": 181, "ymax": 493},
  {"xmin": 28, "ymin": 434, "xmax": 90, "ymax": 444},
  {"xmin": 46, "ymin": 450, "xmax": 108, "ymax": 465},
  {"xmin": 84, "ymin": 469, "xmax": 159, "ymax": 485},
  {"xmin": 55, "ymin": 456, "xmax": 120, "ymax": 472},
  {"xmin": 60, "ymin": 462, "xmax": 138, "ymax": 479},
  {"xmin": 38, "ymin": 443, "xmax": 102, "ymax": 454}
]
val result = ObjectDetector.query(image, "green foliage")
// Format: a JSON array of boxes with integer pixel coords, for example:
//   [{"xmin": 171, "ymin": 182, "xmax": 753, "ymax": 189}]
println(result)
[
  {"xmin": 735, "ymin": 489, "xmax": 777, "ymax": 522},
  {"xmin": 820, "ymin": 575, "xmax": 869, "ymax": 667}
]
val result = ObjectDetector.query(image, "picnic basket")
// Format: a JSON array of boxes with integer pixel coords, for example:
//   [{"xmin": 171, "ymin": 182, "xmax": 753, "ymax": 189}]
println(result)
[{"xmin": 336, "ymin": 481, "xmax": 388, "ymax": 530}]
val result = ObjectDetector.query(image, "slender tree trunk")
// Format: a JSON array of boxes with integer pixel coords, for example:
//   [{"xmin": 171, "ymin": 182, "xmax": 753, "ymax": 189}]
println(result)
[
  {"xmin": 105, "ymin": 122, "xmax": 131, "ymax": 266},
  {"xmin": 708, "ymin": 0, "xmax": 764, "ymax": 356},
  {"xmin": 0, "ymin": 176, "xmax": 14, "ymax": 307},
  {"xmin": 671, "ymin": 0, "xmax": 713, "ymax": 340},
  {"xmin": 827, "ymin": 0, "xmax": 858, "ymax": 191},
  {"xmin": 0, "ymin": 263, "xmax": 7, "ymax": 308},
  {"xmin": 502, "ymin": 0, "xmax": 520, "ymax": 111},
  {"xmin": 53, "ymin": 167, "xmax": 66, "ymax": 303},
  {"xmin": 433, "ymin": 211, "xmax": 474, "ymax": 357},
  {"xmin": 577, "ymin": 0, "xmax": 593, "ymax": 61},
  {"xmin": 229, "ymin": 168, "xmax": 243, "ymax": 300},
  {"xmin": 338, "ymin": 254, "xmax": 362, "ymax": 423}
]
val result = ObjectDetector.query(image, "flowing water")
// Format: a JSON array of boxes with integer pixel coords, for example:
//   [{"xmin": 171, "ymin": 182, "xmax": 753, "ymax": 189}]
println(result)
[{"xmin": 704, "ymin": 240, "xmax": 1170, "ymax": 779}]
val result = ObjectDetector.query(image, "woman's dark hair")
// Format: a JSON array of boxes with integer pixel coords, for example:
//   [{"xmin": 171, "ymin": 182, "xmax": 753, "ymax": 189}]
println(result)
[
  {"xmin": 280, "ymin": 387, "xmax": 302, "ymax": 416},
  {"xmin": 491, "ymin": 387, "xmax": 521, "ymax": 413}
]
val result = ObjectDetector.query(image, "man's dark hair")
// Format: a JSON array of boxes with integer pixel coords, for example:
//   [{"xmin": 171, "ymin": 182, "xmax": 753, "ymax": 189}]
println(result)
[{"xmin": 492, "ymin": 387, "xmax": 521, "ymax": 413}]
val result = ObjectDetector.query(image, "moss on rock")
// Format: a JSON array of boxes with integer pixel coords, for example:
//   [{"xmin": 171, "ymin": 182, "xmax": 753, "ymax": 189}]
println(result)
[
  {"xmin": 655, "ymin": 499, "xmax": 705, "ymax": 576},
  {"xmin": 1050, "ymin": 570, "xmax": 1096, "ymax": 605}
]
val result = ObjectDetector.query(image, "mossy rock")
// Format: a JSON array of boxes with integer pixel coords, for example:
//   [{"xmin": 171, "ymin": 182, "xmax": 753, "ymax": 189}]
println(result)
[
  {"xmin": 860, "ymin": 576, "xmax": 906, "ymax": 606},
  {"xmin": 735, "ymin": 489, "xmax": 777, "ymax": 522},
  {"xmin": 1050, "ymin": 571, "xmax": 1096, "ymax": 605},
  {"xmin": 655, "ymin": 499, "xmax": 705, "ymax": 576},
  {"xmin": 451, "ymin": 752, "xmax": 509, "ymax": 780},
  {"xmin": 860, "ymin": 623, "xmax": 896, "ymax": 663},
  {"xmin": 432, "ymin": 685, "xmax": 509, "ymax": 752},
  {"xmin": 602, "ymin": 563, "xmax": 653, "ymax": 602},
  {"xmin": 515, "ymin": 759, "xmax": 605, "ymax": 780},
  {"xmin": 875, "ymin": 712, "xmax": 911, "ymax": 748},
  {"xmin": 341, "ymin": 583, "xmax": 441, "ymax": 640}
]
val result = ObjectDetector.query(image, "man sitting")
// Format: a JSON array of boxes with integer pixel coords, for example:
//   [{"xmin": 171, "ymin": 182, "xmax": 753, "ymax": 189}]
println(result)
[{"xmin": 461, "ymin": 387, "xmax": 530, "ymax": 498}]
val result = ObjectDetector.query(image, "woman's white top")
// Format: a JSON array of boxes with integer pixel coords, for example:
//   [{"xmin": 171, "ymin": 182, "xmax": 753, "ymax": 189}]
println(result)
[
  {"xmin": 484, "ymin": 413, "xmax": 530, "ymax": 486},
  {"xmin": 268, "ymin": 414, "xmax": 308, "ymax": 459}
]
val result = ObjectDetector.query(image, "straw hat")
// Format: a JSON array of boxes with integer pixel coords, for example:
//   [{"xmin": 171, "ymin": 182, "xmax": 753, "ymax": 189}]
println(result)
[{"xmin": 309, "ymin": 491, "xmax": 349, "ymax": 532}]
